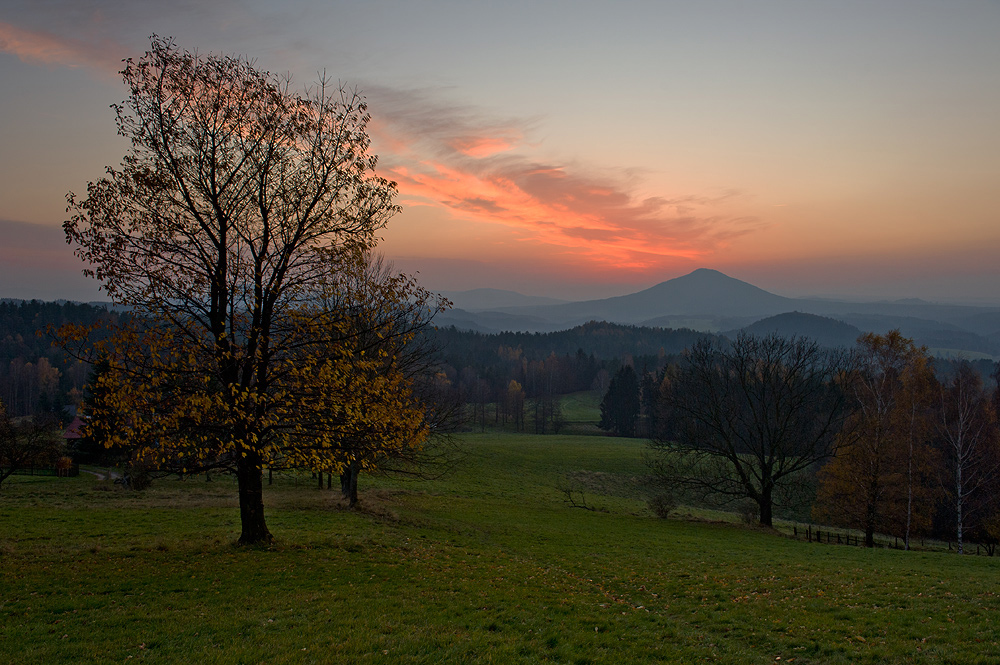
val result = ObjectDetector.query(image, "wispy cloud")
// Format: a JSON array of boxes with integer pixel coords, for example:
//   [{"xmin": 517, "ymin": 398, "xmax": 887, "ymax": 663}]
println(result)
[
  {"xmin": 0, "ymin": 11, "xmax": 760, "ymax": 278},
  {"xmin": 0, "ymin": 1, "xmax": 276, "ymax": 76},
  {"xmin": 367, "ymin": 86, "xmax": 760, "ymax": 272},
  {"xmin": 0, "ymin": 21, "xmax": 124, "ymax": 73}
]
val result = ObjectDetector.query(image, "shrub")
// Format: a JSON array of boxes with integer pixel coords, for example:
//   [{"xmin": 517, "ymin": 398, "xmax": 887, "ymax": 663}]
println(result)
[
  {"xmin": 119, "ymin": 461, "xmax": 152, "ymax": 491},
  {"xmin": 647, "ymin": 492, "xmax": 676, "ymax": 519}
]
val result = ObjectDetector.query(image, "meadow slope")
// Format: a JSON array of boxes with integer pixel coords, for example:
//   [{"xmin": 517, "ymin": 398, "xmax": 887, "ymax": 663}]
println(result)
[{"xmin": 2, "ymin": 433, "xmax": 999, "ymax": 664}]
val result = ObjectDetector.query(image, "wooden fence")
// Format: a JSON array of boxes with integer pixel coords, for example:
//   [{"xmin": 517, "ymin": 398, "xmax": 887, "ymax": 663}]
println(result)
[{"xmin": 1, "ymin": 462, "xmax": 79, "ymax": 477}]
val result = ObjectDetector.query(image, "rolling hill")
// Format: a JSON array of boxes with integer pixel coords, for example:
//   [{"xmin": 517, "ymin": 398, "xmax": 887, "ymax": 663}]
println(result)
[
  {"xmin": 726, "ymin": 312, "xmax": 863, "ymax": 348},
  {"xmin": 437, "ymin": 269, "xmax": 1000, "ymax": 357}
]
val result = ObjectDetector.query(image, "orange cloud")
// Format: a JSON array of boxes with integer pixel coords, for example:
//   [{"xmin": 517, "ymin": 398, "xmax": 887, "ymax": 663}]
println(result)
[
  {"xmin": 367, "ymin": 86, "xmax": 759, "ymax": 275},
  {"xmin": 449, "ymin": 134, "xmax": 520, "ymax": 158},
  {"xmin": 0, "ymin": 21, "xmax": 123, "ymax": 73}
]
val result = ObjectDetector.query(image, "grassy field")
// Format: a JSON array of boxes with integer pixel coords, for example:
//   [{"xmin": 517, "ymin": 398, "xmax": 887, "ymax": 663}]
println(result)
[
  {"xmin": 2, "ymin": 432, "xmax": 1000, "ymax": 664},
  {"xmin": 558, "ymin": 391, "xmax": 602, "ymax": 423}
]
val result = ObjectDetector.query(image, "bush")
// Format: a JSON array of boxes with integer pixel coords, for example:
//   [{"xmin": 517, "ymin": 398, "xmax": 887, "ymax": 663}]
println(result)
[
  {"xmin": 647, "ymin": 492, "xmax": 676, "ymax": 519},
  {"xmin": 118, "ymin": 461, "xmax": 152, "ymax": 491}
]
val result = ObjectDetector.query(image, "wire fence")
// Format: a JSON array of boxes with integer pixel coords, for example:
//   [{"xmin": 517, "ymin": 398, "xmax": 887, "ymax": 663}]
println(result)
[{"xmin": 778, "ymin": 522, "xmax": 998, "ymax": 556}]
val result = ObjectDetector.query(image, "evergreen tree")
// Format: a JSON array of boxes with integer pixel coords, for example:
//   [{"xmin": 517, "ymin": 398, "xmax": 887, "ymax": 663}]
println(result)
[{"xmin": 599, "ymin": 365, "xmax": 640, "ymax": 437}]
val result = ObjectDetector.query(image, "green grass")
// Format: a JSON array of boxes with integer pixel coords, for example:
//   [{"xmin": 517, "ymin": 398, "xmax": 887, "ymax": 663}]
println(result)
[
  {"xmin": 2, "ymin": 434, "xmax": 1000, "ymax": 663},
  {"xmin": 558, "ymin": 391, "xmax": 601, "ymax": 424},
  {"xmin": 557, "ymin": 391, "xmax": 604, "ymax": 436}
]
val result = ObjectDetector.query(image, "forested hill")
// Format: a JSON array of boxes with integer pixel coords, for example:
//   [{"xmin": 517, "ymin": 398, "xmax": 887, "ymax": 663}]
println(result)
[
  {"xmin": 428, "ymin": 321, "xmax": 713, "ymax": 369},
  {"xmin": 424, "ymin": 322, "xmax": 714, "ymax": 410},
  {"xmin": 0, "ymin": 300, "xmax": 115, "ymax": 355},
  {"xmin": 0, "ymin": 300, "xmax": 119, "ymax": 417},
  {"xmin": 729, "ymin": 312, "xmax": 863, "ymax": 348}
]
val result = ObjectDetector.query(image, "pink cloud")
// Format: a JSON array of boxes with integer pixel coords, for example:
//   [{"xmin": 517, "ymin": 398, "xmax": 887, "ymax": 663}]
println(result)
[
  {"xmin": 0, "ymin": 21, "xmax": 123, "ymax": 73},
  {"xmin": 366, "ymin": 86, "xmax": 760, "ymax": 274},
  {"xmin": 449, "ymin": 134, "xmax": 520, "ymax": 158}
]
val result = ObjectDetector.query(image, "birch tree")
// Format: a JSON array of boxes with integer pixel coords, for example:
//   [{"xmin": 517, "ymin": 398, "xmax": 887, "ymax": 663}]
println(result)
[
  {"xmin": 937, "ymin": 363, "xmax": 999, "ymax": 554},
  {"xmin": 813, "ymin": 331, "xmax": 937, "ymax": 548}
]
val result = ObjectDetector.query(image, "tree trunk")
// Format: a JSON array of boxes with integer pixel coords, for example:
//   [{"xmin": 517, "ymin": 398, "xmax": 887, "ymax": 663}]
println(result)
[
  {"xmin": 237, "ymin": 451, "xmax": 272, "ymax": 545},
  {"xmin": 905, "ymin": 434, "xmax": 913, "ymax": 550},
  {"xmin": 956, "ymin": 462, "xmax": 964, "ymax": 555},
  {"xmin": 865, "ymin": 480, "xmax": 878, "ymax": 548},
  {"xmin": 758, "ymin": 486, "xmax": 773, "ymax": 527},
  {"xmin": 905, "ymin": 402, "xmax": 916, "ymax": 550},
  {"xmin": 340, "ymin": 461, "xmax": 359, "ymax": 508}
]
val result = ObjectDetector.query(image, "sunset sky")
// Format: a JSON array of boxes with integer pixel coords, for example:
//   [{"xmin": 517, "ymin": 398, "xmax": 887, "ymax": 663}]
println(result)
[{"xmin": 2, "ymin": 1, "xmax": 999, "ymax": 304}]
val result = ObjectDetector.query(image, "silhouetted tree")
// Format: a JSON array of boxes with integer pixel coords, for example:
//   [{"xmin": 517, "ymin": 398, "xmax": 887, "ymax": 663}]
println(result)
[
  {"xmin": 639, "ymin": 369, "xmax": 659, "ymax": 437},
  {"xmin": 599, "ymin": 365, "xmax": 640, "ymax": 437},
  {"xmin": 650, "ymin": 334, "xmax": 852, "ymax": 527}
]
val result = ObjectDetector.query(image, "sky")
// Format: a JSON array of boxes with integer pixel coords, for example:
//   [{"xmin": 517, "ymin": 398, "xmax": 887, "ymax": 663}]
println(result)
[{"xmin": 2, "ymin": 1, "xmax": 999, "ymax": 304}]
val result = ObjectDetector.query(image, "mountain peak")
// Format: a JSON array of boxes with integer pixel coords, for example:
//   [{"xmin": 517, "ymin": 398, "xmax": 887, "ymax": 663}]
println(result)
[
  {"xmin": 521, "ymin": 268, "xmax": 795, "ymax": 324},
  {"xmin": 687, "ymin": 268, "xmax": 729, "ymax": 277},
  {"xmin": 634, "ymin": 269, "xmax": 782, "ymax": 303}
]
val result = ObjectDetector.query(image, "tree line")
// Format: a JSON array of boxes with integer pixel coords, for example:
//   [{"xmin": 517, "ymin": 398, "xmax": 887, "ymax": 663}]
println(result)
[
  {"xmin": 426, "ymin": 321, "xmax": 694, "ymax": 433},
  {"xmin": 0, "ymin": 300, "xmax": 114, "ymax": 418},
  {"xmin": 639, "ymin": 331, "xmax": 1000, "ymax": 553}
]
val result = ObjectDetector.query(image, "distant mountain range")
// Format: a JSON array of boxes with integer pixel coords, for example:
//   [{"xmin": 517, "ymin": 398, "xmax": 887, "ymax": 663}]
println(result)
[{"xmin": 434, "ymin": 269, "xmax": 1000, "ymax": 359}]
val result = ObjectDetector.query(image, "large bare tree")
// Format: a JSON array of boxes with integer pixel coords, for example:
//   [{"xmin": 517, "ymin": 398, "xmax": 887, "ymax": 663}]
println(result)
[
  {"xmin": 650, "ymin": 333, "xmax": 852, "ymax": 526},
  {"xmin": 63, "ymin": 37, "xmax": 439, "ymax": 544}
]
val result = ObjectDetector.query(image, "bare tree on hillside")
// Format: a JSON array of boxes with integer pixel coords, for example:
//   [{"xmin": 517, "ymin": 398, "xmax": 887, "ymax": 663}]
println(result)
[{"xmin": 649, "ymin": 333, "xmax": 853, "ymax": 527}]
